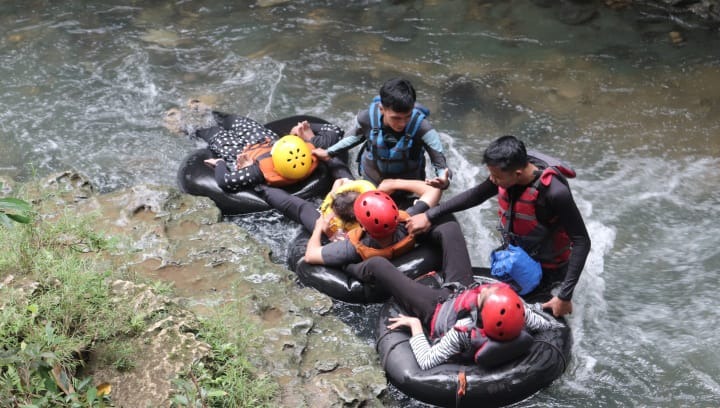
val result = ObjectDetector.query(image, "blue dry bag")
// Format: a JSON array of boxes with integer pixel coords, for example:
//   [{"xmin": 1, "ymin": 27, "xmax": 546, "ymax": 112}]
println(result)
[{"xmin": 490, "ymin": 244, "xmax": 542, "ymax": 295}]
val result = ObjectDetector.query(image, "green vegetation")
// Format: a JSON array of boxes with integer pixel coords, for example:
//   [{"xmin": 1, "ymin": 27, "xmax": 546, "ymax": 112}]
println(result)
[
  {"xmin": 171, "ymin": 304, "xmax": 277, "ymax": 408},
  {"xmin": 0, "ymin": 182, "xmax": 33, "ymax": 226},
  {"xmin": 0, "ymin": 185, "xmax": 277, "ymax": 407},
  {"xmin": 0, "ymin": 202, "xmax": 121, "ymax": 407}
]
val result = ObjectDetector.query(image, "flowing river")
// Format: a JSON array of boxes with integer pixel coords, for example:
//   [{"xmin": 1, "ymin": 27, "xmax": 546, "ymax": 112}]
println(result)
[{"xmin": 1, "ymin": 1, "xmax": 719, "ymax": 406}]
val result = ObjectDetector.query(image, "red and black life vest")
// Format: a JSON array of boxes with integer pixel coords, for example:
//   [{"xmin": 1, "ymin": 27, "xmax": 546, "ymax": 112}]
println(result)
[
  {"xmin": 428, "ymin": 285, "xmax": 489, "ymax": 361},
  {"xmin": 346, "ymin": 210, "xmax": 415, "ymax": 260},
  {"xmin": 242, "ymin": 140, "xmax": 318, "ymax": 187},
  {"xmin": 428, "ymin": 284, "xmax": 534, "ymax": 367},
  {"xmin": 497, "ymin": 153, "xmax": 575, "ymax": 269}
]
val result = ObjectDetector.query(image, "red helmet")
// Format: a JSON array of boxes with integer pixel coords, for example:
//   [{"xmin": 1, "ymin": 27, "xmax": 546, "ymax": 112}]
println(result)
[
  {"xmin": 353, "ymin": 191, "xmax": 399, "ymax": 239},
  {"xmin": 481, "ymin": 283, "xmax": 525, "ymax": 341}
]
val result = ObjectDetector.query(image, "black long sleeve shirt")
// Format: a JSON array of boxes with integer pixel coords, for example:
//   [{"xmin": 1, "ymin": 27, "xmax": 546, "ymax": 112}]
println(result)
[{"xmin": 425, "ymin": 177, "xmax": 590, "ymax": 301}]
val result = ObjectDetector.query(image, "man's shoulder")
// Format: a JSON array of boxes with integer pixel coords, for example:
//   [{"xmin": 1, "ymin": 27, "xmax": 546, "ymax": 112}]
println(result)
[
  {"xmin": 417, "ymin": 117, "xmax": 436, "ymax": 134},
  {"xmin": 356, "ymin": 109, "xmax": 371, "ymax": 124}
]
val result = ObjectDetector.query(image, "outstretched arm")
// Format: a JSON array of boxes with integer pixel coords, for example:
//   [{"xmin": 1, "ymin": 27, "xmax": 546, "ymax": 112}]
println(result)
[
  {"xmin": 377, "ymin": 178, "xmax": 443, "ymax": 207},
  {"xmin": 407, "ymin": 178, "xmax": 498, "ymax": 235}
]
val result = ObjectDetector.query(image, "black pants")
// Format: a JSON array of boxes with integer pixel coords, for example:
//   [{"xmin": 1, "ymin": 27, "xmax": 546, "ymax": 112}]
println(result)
[
  {"xmin": 345, "ymin": 220, "xmax": 475, "ymax": 326},
  {"xmin": 257, "ymin": 185, "xmax": 320, "ymax": 233}
]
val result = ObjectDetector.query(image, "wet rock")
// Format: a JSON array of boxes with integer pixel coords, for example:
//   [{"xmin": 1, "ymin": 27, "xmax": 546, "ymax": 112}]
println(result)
[
  {"xmin": 441, "ymin": 74, "xmax": 524, "ymax": 128},
  {"xmin": 256, "ymin": 0, "xmax": 292, "ymax": 7},
  {"xmin": 140, "ymin": 29, "xmax": 182, "ymax": 47},
  {"xmin": 669, "ymin": 30, "xmax": 685, "ymax": 43},
  {"xmin": 36, "ymin": 173, "xmax": 387, "ymax": 407},
  {"xmin": 556, "ymin": 1, "xmax": 599, "ymax": 25},
  {"xmin": 90, "ymin": 280, "xmax": 211, "ymax": 408},
  {"xmin": 633, "ymin": 0, "xmax": 720, "ymax": 28}
]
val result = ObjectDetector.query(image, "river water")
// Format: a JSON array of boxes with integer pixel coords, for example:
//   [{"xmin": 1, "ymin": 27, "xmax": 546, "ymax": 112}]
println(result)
[{"xmin": 2, "ymin": 1, "xmax": 719, "ymax": 407}]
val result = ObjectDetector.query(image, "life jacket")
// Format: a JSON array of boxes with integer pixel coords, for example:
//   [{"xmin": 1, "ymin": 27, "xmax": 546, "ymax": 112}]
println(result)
[
  {"xmin": 428, "ymin": 285, "xmax": 489, "ymax": 361},
  {"xmin": 364, "ymin": 96, "xmax": 430, "ymax": 175},
  {"xmin": 319, "ymin": 179, "xmax": 376, "ymax": 239},
  {"xmin": 242, "ymin": 140, "xmax": 319, "ymax": 187},
  {"xmin": 428, "ymin": 284, "xmax": 533, "ymax": 367},
  {"xmin": 346, "ymin": 210, "xmax": 415, "ymax": 260},
  {"xmin": 497, "ymin": 151, "xmax": 576, "ymax": 269}
]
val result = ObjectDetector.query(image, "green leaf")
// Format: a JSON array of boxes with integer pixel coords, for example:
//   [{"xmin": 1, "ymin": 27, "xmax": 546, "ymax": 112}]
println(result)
[
  {"xmin": 8, "ymin": 213, "xmax": 31, "ymax": 224},
  {"xmin": 206, "ymin": 389, "xmax": 227, "ymax": 397},
  {"xmin": 27, "ymin": 304, "xmax": 39, "ymax": 317},
  {"xmin": 86, "ymin": 385, "xmax": 97, "ymax": 404},
  {"xmin": 0, "ymin": 197, "xmax": 32, "ymax": 225},
  {"xmin": 0, "ymin": 197, "xmax": 31, "ymax": 213}
]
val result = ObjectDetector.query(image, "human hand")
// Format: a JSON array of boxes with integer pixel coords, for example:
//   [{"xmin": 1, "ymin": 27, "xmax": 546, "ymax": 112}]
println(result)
[
  {"xmin": 425, "ymin": 168, "xmax": 450, "ymax": 190},
  {"xmin": 314, "ymin": 213, "xmax": 330, "ymax": 232},
  {"xmin": 387, "ymin": 314, "xmax": 421, "ymax": 331},
  {"xmin": 235, "ymin": 153, "xmax": 253, "ymax": 169},
  {"xmin": 320, "ymin": 211, "xmax": 337, "ymax": 235},
  {"xmin": 330, "ymin": 177, "xmax": 352, "ymax": 193},
  {"xmin": 312, "ymin": 148, "xmax": 330, "ymax": 161},
  {"xmin": 541, "ymin": 296, "xmax": 573, "ymax": 317},
  {"xmin": 204, "ymin": 158, "xmax": 223, "ymax": 167},
  {"xmin": 406, "ymin": 213, "xmax": 432, "ymax": 235}
]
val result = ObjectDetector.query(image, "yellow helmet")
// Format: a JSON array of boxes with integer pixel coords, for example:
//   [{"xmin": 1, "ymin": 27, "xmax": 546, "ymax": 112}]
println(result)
[{"xmin": 271, "ymin": 135, "xmax": 314, "ymax": 180}]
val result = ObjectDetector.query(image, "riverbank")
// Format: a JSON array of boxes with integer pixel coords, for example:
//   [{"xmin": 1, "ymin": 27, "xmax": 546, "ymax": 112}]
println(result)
[{"xmin": 1, "ymin": 172, "xmax": 386, "ymax": 407}]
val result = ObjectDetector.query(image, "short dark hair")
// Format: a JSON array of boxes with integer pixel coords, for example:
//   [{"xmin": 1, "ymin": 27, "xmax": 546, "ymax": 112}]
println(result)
[
  {"xmin": 332, "ymin": 191, "xmax": 360, "ymax": 223},
  {"xmin": 482, "ymin": 135, "xmax": 528, "ymax": 171},
  {"xmin": 379, "ymin": 78, "xmax": 416, "ymax": 113}
]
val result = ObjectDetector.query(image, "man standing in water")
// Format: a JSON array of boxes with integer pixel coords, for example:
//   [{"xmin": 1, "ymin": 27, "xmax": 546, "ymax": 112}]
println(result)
[
  {"xmin": 312, "ymin": 78, "xmax": 451, "ymax": 189},
  {"xmin": 406, "ymin": 135, "xmax": 591, "ymax": 317}
]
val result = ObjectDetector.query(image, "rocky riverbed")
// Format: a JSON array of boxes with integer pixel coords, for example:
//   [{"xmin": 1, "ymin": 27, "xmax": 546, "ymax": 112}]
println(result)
[{"xmin": 11, "ymin": 171, "xmax": 388, "ymax": 407}]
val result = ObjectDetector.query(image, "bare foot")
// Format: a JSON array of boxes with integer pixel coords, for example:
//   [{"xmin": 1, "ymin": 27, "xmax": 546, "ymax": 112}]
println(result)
[{"xmin": 292, "ymin": 120, "xmax": 315, "ymax": 141}]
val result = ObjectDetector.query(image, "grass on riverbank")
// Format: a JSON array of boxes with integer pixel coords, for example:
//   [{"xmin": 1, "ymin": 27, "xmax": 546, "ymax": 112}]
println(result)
[
  {"xmin": 171, "ymin": 303, "xmax": 277, "ymax": 408},
  {"xmin": 0, "ymin": 188, "xmax": 276, "ymax": 407}
]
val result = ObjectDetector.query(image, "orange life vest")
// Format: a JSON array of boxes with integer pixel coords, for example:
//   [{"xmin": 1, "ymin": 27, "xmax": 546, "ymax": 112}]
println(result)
[
  {"xmin": 242, "ymin": 141, "xmax": 318, "ymax": 187},
  {"xmin": 346, "ymin": 210, "xmax": 416, "ymax": 260}
]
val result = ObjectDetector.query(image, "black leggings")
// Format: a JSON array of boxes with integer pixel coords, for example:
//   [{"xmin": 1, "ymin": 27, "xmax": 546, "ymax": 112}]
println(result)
[
  {"xmin": 345, "ymin": 220, "xmax": 475, "ymax": 326},
  {"xmin": 361, "ymin": 256, "xmax": 449, "ymax": 326},
  {"xmin": 257, "ymin": 185, "xmax": 320, "ymax": 233},
  {"xmin": 256, "ymin": 156, "xmax": 354, "ymax": 232}
]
